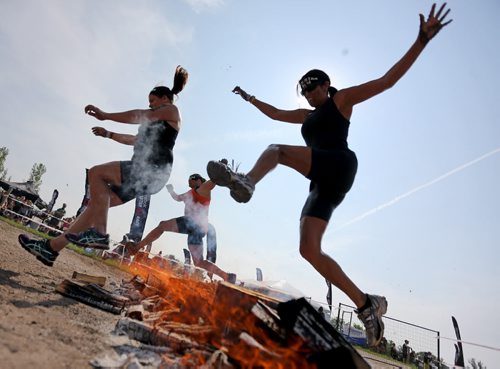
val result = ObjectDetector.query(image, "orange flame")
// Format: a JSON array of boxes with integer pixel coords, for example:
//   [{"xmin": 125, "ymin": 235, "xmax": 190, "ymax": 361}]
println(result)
[{"xmin": 123, "ymin": 254, "xmax": 317, "ymax": 368}]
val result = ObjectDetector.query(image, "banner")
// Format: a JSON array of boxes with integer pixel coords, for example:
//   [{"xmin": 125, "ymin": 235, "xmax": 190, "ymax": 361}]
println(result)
[
  {"xmin": 46, "ymin": 189, "xmax": 59, "ymax": 212},
  {"xmin": 326, "ymin": 279, "xmax": 333, "ymax": 312},
  {"xmin": 256, "ymin": 268, "xmax": 263, "ymax": 281}
]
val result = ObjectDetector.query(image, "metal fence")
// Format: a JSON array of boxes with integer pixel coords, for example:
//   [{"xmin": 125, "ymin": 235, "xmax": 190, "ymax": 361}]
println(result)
[{"xmin": 335, "ymin": 302, "xmax": 441, "ymax": 368}]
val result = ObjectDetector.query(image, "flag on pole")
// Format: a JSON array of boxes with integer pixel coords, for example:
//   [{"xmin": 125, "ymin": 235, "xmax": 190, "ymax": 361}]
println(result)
[
  {"xmin": 256, "ymin": 268, "xmax": 263, "ymax": 281},
  {"xmin": 183, "ymin": 249, "xmax": 192, "ymax": 265},
  {"xmin": 452, "ymin": 316, "xmax": 465, "ymax": 367},
  {"xmin": 326, "ymin": 279, "xmax": 333, "ymax": 312},
  {"xmin": 46, "ymin": 189, "xmax": 59, "ymax": 212}
]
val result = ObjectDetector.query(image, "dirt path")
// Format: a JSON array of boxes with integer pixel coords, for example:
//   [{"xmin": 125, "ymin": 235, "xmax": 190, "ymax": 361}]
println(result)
[
  {"xmin": 0, "ymin": 219, "xmax": 412, "ymax": 369},
  {"xmin": 0, "ymin": 220, "xmax": 131, "ymax": 369}
]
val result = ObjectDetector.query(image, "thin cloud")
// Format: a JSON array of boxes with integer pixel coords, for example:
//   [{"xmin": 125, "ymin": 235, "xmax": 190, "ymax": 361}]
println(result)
[
  {"xmin": 335, "ymin": 147, "xmax": 500, "ymax": 231},
  {"xmin": 183, "ymin": 0, "xmax": 225, "ymax": 13}
]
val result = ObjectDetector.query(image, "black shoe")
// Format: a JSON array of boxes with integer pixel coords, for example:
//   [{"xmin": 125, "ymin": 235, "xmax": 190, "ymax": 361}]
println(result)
[{"xmin": 18, "ymin": 234, "xmax": 59, "ymax": 267}]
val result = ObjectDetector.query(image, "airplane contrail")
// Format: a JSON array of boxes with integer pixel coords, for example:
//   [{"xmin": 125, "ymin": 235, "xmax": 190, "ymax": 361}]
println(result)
[{"xmin": 335, "ymin": 147, "xmax": 500, "ymax": 231}]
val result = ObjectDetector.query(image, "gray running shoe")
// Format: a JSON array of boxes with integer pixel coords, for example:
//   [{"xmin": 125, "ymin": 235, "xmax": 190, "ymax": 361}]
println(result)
[
  {"xmin": 356, "ymin": 294, "xmax": 388, "ymax": 347},
  {"xmin": 65, "ymin": 227, "xmax": 110, "ymax": 250},
  {"xmin": 18, "ymin": 234, "xmax": 59, "ymax": 267},
  {"xmin": 207, "ymin": 160, "xmax": 255, "ymax": 203}
]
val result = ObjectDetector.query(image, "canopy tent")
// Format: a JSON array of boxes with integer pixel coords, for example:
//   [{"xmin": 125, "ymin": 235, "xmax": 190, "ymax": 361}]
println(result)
[{"xmin": 0, "ymin": 180, "xmax": 47, "ymax": 208}]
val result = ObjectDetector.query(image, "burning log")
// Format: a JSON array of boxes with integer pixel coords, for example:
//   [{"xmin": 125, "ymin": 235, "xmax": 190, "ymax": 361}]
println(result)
[
  {"xmin": 55, "ymin": 279, "xmax": 128, "ymax": 314},
  {"xmin": 89, "ymin": 259, "xmax": 370, "ymax": 368},
  {"xmin": 141, "ymin": 295, "xmax": 162, "ymax": 311},
  {"xmin": 71, "ymin": 271, "xmax": 107, "ymax": 286},
  {"xmin": 209, "ymin": 282, "xmax": 317, "ymax": 368},
  {"xmin": 251, "ymin": 301, "xmax": 287, "ymax": 341},
  {"xmin": 156, "ymin": 321, "xmax": 213, "ymax": 338},
  {"xmin": 277, "ymin": 298, "xmax": 371, "ymax": 369},
  {"xmin": 211, "ymin": 281, "xmax": 283, "ymax": 342}
]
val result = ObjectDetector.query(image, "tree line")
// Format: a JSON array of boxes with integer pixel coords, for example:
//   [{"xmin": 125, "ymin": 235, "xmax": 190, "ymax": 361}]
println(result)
[{"xmin": 0, "ymin": 146, "xmax": 46, "ymax": 193}]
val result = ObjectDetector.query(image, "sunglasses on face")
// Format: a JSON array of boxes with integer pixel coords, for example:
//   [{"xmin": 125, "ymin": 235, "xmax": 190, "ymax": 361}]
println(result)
[
  {"xmin": 301, "ymin": 83, "xmax": 321, "ymax": 96},
  {"xmin": 299, "ymin": 77, "xmax": 321, "ymax": 96}
]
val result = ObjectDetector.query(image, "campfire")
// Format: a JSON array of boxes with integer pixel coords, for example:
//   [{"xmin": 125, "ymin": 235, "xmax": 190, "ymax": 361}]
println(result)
[{"xmin": 57, "ymin": 253, "xmax": 370, "ymax": 369}]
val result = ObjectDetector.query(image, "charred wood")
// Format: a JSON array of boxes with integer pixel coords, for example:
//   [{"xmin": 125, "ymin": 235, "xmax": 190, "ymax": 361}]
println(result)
[{"xmin": 55, "ymin": 279, "xmax": 127, "ymax": 314}]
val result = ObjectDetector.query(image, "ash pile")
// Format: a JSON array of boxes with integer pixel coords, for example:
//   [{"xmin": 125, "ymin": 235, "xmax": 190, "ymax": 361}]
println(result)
[{"xmin": 65, "ymin": 259, "xmax": 370, "ymax": 369}]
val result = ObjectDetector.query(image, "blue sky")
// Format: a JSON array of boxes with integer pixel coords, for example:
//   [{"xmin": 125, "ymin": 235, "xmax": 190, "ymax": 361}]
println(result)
[{"xmin": 1, "ymin": 0, "xmax": 499, "ymax": 366}]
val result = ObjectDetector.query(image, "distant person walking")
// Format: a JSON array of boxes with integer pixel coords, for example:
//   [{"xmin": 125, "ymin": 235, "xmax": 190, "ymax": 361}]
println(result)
[
  {"xmin": 207, "ymin": 4, "xmax": 451, "ymax": 347},
  {"xmin": 19, "ymin": 66, "xmax": 188, "ymax": 267}
]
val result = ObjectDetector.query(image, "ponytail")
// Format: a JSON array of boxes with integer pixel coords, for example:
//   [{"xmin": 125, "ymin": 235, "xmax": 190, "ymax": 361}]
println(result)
[
  {"xmin": 328, "ymin": 86, "xmax": 338, "ymax": 97},
  {"xmin": 150, "ymin": 65, "xmax": 189, "ymax": 101},
  {"xmin": 171, "ymin": 65, "xmax": 188, "ymax": 96}
]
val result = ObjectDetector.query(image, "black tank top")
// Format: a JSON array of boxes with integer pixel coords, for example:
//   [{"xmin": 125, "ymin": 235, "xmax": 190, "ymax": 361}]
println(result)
[
  {"xmin": 132, "ymin": 120, "xmax": 178, "ymax": 167},
  {"xmin": 301, "ymin": 98, "xmax": 350, "ymax": 150}
]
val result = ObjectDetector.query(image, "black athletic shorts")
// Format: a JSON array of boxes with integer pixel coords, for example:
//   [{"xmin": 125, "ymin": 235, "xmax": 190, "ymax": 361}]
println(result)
[
  {"xmin": 110, "ymin": 161, "xmax": 170, "ymax": 204},
  {"xmin": 175, "ymin": 216, "xmax": 206, "ymax": 246},
  {"xmin": 300, "ymin": 148, "xmax": 358, "ymax": 222}
]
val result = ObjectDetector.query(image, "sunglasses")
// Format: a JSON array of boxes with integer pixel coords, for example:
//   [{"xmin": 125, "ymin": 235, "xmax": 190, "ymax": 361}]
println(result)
[
  {"xmin": 189, "ymin": 175, "xmax": 201, "ymax": 181},
  {"xmin": 301, "ymin": 83, "xmax": 321, "ymax": 96}
]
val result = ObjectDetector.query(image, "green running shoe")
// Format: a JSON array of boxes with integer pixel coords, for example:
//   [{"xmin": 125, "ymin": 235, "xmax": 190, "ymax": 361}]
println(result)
[
  {"xmin": 18, "ymin": 234, "xmax": 59, "ymax": 267},
  {"xmin": 65, "ymin": 227, "xmax": 110, "ymax": 250}
]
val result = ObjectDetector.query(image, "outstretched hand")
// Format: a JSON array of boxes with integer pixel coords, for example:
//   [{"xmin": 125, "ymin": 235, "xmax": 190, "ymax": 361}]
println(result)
[
  {"xmin": 92, "ymin": 126, "xmax": 108, "ymax": 138},
  {"xmin": 85, "ymin": 105, "xmax": 106, "ymax": 120},
  {"xmin": 232, "ymin": 86, "xmax": 252, "ymax": 101},
  {"xmin": 166, "ymin": 184, "xmax": 174, "ymax": 193},
  {"xmin": 419, "ymin": 3, "xmax": 452, "ymax": 45}
]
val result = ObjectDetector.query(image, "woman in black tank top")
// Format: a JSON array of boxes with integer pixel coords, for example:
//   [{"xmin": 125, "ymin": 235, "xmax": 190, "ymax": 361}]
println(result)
[
  {"xmin": 207, "ymin": 4, "xmax": 451, "ymax": 348},
  {"xmin": 18, "ymin": 66, "xmax": 188, "ymax": 263}
]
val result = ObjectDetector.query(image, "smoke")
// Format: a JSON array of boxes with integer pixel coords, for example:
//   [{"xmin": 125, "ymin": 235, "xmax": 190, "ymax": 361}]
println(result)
[
  {"xmin": 129, "ymin": 120, "xmax": 173, "ymax": 196},
  {"xmin": 335, "ymin": 147, "xmax": 500, "ymax": 232}
]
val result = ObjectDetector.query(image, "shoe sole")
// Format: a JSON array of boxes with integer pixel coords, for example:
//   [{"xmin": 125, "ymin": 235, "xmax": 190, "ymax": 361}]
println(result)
[
  {"xmin": 68, "ymin": 240, "xmax": 110, "ymax": 250},
  {"xmin": 376, "ymin": 297, "xmax": 388, "ymax": 316},
  {"xmin": 18, "ymin": 235, "xmax": 54, "ymax": 267},
  {"xmin": 65, "ymin": 234, "xmax": 110, "ymax": 250},
  {"xmin": 208, "ymin": 161, "xmax": 253, "ymax": 203},
  {"xmin": 207, "ymin": 161, "xmax": 231, "ymax": 186},
  {"xmin": 371, "ymin": 297, "xmax": 388, "ymax": 347},
  {"xmin": 230, "ymin": 185, "xmax": 252, "ymax": 203}
]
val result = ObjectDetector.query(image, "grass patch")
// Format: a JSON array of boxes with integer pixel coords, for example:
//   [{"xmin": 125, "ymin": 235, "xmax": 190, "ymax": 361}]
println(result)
[
  {"xmin": 355, "ymin": 346, "xmax": 418, "ymax": 369},
  {"xmin": 0, "ymin": 216, "xmax": 129, "ymax": 273},
  {"xmin": 0, "ymin": 216, "xmax": 50, "ymax": 239}
]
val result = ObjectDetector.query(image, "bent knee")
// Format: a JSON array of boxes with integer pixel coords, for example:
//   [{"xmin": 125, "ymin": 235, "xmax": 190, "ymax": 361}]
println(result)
[
  {"xmin": 265, "ymin": 144, "xmax": 287, "ymax": 162},
  {"xmin": 299, "ymin": 243, "xmax": 321, "ymax": 263},
  {"xmin": 266, "ymin": 144, "xmax": 284, "ymax": 154}
]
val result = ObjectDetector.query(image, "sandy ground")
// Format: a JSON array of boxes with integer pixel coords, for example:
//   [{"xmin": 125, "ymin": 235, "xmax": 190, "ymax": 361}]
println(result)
[
  {"xmin": 0, "ymin": 220, "xmax": 131, "ymax": 369},
  {"xmin": 0, "ymin": 219, "xmax": 409, "ymax": 369}
]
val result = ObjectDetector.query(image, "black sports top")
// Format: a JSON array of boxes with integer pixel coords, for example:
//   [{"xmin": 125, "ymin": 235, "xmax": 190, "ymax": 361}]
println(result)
[
  {"xmin": 132, "ymin": 120, "xmax": 178, "ymax": 167},
  {"xmin": 301, "ymin": 98, "xmax": 350, "ymax": 150}
]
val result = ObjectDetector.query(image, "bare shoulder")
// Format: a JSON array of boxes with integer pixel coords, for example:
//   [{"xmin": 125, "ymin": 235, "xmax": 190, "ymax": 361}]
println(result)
[
  {"xmin": 156, "ymin": 104, "xmax": 181, "ymax": 129},
  {"xmin": 332, "ymin": 90, "xmax": 353, "ymax": 120}
]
